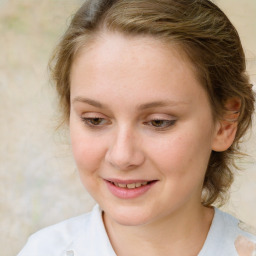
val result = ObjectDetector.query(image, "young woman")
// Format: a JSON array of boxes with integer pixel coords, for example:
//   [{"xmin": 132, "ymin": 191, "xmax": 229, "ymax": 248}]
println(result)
[{"xmin": 18, "ymin": 0, "xmax": 256, "ymax": 255}]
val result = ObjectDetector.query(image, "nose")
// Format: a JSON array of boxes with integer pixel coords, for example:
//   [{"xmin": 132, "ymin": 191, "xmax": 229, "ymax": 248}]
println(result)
[{"xmin": 105, "ymin": 126, "xmax": 145, "ymax": 170}]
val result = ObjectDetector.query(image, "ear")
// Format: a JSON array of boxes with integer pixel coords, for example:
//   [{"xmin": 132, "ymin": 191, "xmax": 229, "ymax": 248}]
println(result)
[{"xmin": 212, "ymin": 98, "xmax": 241, "ymax": 152}]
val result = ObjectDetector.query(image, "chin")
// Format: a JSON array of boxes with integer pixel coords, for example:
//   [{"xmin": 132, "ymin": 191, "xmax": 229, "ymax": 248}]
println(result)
[{"xmin": 102, "ymin": 204, "xmax": 157, "ymax": 227}]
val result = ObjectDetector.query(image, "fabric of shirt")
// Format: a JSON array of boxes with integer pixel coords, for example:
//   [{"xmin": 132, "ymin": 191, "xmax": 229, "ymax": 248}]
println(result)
[{"xmin": 17, "ymin": 205, "xmax": 256, "ymax": 256}]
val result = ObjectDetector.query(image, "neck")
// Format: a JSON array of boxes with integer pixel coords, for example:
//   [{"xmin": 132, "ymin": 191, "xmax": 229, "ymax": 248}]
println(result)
[{"xmin": 103, "ymin": 203, "xmax": 214, "ymax": 256}]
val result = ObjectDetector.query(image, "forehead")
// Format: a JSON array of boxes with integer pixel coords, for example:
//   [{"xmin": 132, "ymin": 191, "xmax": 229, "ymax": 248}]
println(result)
[
  {"xmin": 70, "ymin": 31, "xmax": 208, "ymax": 108},
  {"xmin": 72, "ymin": 31, "xmax": 192, "ymax": 76}
]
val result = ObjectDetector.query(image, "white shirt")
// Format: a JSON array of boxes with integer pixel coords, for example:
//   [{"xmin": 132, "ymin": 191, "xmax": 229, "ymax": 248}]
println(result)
[{"xmin": 18, "ymin": 205, "xmax": 256, "ymax": 256}]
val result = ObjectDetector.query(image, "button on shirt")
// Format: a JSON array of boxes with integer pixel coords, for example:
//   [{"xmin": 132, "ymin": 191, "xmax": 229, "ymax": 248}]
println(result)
[{"xmin": 17, "ymin": 205, "xmax": 256, "ymax": 256}]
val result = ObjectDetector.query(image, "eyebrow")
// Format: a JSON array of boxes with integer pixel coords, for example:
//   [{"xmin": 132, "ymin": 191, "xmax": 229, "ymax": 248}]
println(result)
[
  {"xmin": 137, "ymin": 101, "xmax": 187, "ymax": 110},
  {"xmin": 72, "ymin": 97, "xmax": 106, "ymax": 108},
  {"xmin": 72, "ymin": 97, "xmax": 187, "ymax": 110}
]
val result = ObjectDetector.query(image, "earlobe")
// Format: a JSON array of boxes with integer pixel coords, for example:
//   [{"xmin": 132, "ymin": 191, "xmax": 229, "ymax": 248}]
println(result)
[{"xmin": 212, "ymin": 98, "xmax": 241, "ymax": 152}]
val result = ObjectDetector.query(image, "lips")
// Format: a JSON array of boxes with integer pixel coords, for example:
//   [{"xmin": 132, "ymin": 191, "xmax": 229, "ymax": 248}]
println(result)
[{"xmin": 105, "ymin": 179, "xmax": 157, "ymax": 199}]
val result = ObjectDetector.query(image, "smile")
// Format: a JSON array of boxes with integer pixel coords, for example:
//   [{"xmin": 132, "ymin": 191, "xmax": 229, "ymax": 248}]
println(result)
[
  {"xmin": 105, "ymin": 179, "xmax": 157, "ymax": 199},
  {"xmin": 111, "ymin": 181, "xmax": 149, "ymax": 189}
]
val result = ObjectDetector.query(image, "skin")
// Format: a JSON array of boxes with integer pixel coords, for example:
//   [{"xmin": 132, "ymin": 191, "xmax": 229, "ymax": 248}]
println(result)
[
  {"xmin": 69, "ymin": 31, "xmax": 237, "ymax": 256},
  {"xmin": 235, "ymin": 236, "xmax": 256, "ymax": 256}
]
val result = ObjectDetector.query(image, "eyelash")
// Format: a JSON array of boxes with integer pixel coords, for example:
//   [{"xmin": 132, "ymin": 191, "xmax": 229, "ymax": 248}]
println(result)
[
  {"xmin": 80, "ymin": 117, "xmax": 176, "ymax": 130},
  {"xmin": 144, "ymin": 119, "xmax": 176, "ymax": 130},
  {"xmin": 81, "ymin": 117, "xmax": 108, "ymax": 128}
]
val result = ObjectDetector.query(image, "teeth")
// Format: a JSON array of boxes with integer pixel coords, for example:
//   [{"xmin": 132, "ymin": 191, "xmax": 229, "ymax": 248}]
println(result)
[
  {"xmin": 135, "ymin": 182, "xmax": 141, "ymax": 188},
  {"xmin": 113, "ymin": 182, "xmax": 149, "ymax": 189},
  {"xmin": 118, "ymin": 183, "xmax": 127, "ymax": 188},
  {"xmin": 114, "ymin": 182, "xmax": 126, "ymax": 188},
  {"xmin": 127, "ymin": 183, "xmax": 136, "ymax": 189}
]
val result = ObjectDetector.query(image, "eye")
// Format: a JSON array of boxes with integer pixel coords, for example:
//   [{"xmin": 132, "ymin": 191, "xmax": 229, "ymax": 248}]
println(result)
[
  {"xmin": 81, "ymin": 117, "xmax": 109, "ymax": 127},
  {"xmin": 145, "ymin": 119, "xmax": 176, "ymax": 130}
]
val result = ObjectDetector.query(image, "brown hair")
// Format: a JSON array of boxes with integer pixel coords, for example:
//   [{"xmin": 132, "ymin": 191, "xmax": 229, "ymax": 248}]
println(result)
[{"xmin": 49, "ymin": 0, "xmax": 255, "ymax": 206}]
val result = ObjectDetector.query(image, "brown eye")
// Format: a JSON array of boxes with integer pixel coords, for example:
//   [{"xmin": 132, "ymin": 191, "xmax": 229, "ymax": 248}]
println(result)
[
  {"xmin": 151, "ymin": 120, "xmax": 165, "ymax": 127},
  {"xmin": 81, "ymin": 117, "xmax": 108, "ymax": 127},
  {"xmin": 146, "ymin": 119, "xmax": 176, "ymax": 129},
  {"xmin": 89, "ymin": 118, "xmax": 104, "ymax": 125}
]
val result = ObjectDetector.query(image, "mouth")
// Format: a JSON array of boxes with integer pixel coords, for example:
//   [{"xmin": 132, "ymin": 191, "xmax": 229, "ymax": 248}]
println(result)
[
  {"xmin": 108, "ymin": 180, "xmax": 156, "ymax": 189},
  {"xmin": 104, "ymin": 179, "xmax": 158, "ymax": 199}
]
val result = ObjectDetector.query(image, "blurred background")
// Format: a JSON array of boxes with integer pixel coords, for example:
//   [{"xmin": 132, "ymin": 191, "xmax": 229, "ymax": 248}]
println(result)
[{"xmin": 0, "ymin": 0, "xmax": 255, "ymax": 255}]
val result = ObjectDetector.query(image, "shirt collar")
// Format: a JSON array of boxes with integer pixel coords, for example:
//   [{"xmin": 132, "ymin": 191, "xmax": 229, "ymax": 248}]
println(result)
[{"xmin": 64, "ymin": 205, "xmax": 116, "ymax": 256}]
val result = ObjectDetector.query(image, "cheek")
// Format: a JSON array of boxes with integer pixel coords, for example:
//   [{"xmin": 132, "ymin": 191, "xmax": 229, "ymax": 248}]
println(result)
[
  {"xmin": 70, "ymin": 125, "xmax": 106, "ymax": 173},
  {"xmin": 70, "ymin": 131, "xmax": 107, "ymax": 193},
  {"xmin": 147, "ymin": 129, "xmax": 212, "ymax": 177},
  {"xmin": 72, "ymin": 140, "xmax": 101, "ymax": 170}
]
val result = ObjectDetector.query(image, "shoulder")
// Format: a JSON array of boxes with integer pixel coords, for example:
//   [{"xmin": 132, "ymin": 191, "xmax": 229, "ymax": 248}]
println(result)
[
  {"xmin": 201, "ymin": 208, "xmax": 256, "ymax": 256},
  {"xmin": 215, "ymin": 208, "xmax": 256, "ymax": 242},
  {"xmin": 17, "ymin": 205, "xmax": 100, "ymax": 256},
  {"xmin": 18, "ymin": 205, "xmax": 116, "ymax": 256},
  {"xmin": 212, "ymin": 209, "xmax": 256, "ymax": 256},
  {"xmin": 230, "ymin": 213, "xmax": 256, "ymax": 255},
  {"xmin": 28, "ymin": 213, "xmax": 90, "ymax": 244}
]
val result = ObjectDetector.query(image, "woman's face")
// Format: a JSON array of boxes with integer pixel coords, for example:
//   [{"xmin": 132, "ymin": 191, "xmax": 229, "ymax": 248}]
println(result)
[{"xmin": 69, "ymin": 31, "xmax": 218, "ymax": 226}]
